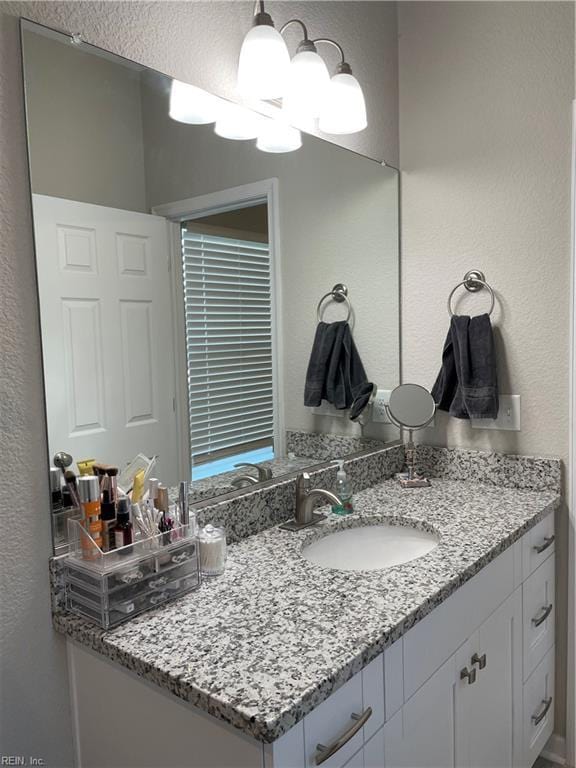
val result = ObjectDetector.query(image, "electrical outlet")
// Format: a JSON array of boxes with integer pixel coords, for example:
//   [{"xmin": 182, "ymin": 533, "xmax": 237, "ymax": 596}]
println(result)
[
  {"xmin": 471, "ymin": 395, "xmax": 521, "ymax": 431},
  {"xmin": 371, "ymin": 389, "xmax": 392, "ymax": 423}
]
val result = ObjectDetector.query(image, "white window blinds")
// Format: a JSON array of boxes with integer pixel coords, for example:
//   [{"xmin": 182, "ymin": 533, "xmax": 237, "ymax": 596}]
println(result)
[{"xmin": 181, "ymin": 227, "xmax": 274, "ymax": 464}]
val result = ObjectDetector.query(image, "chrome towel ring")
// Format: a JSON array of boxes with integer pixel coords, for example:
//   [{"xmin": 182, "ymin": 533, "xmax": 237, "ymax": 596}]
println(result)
[
  {"xmin": 447, "ymin": 270, "xmax": 495, "ymax": 317},
  {"xmin": 316, "ymin": 283, "xmax": 352, "ymax": 323}
]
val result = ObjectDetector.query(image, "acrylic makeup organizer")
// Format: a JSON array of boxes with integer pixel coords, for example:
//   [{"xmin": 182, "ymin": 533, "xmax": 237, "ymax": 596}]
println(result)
[{"xmin": 64, "ymin": 519, "xmax": 201, "ymax": 629}]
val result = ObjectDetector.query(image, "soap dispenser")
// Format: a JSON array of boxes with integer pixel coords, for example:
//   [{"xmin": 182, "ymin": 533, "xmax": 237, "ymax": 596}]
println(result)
[{"xmin": 331, "ymin": 460, "xmax": 354, "ymax": 515}]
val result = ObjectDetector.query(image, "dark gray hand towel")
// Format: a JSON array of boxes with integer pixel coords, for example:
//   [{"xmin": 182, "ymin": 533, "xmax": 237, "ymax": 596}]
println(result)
[
  {"xmin": 431, "ymin": 314, "xmax": 499, "ymax": 419},
  {"xmin": 304, "ymin": 321, "xmax": 373, "ymax": 416}
]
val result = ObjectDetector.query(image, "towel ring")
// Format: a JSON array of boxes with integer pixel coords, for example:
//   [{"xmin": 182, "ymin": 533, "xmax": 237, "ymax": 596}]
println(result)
[
  {"xmin": 316, "ymin": 283, "xmax": 352, "ymax": 323},
  {"xmin": 447, "ymin": 270, "xmax": 495, "ymax": 317}
]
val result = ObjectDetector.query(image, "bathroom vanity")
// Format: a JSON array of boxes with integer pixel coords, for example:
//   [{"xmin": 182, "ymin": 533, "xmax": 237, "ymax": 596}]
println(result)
[{"xmin": 56, "ymin": 462, "xmax": 558, "ymax": 768}]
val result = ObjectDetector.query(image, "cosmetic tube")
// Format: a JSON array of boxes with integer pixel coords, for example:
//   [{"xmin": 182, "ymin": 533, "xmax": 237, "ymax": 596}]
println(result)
[{"xmin": 78, "ymin": 475, "xmax": 103, "ymax": 558}]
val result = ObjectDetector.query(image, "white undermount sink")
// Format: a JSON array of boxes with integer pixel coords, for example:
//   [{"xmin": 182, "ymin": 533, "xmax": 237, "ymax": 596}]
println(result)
[{"xmin": 302, "ymin": 523, "xmax": 440, "ymax": 571}]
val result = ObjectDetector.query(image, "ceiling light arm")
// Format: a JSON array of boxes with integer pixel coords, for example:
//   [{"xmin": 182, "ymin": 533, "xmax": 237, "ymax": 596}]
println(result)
[
  {"xmin": 252, "ymin": 0, "xmax": 274, "ymax": 27},
  {"xmin": 312, "ymin": 38, "xmax": 352, "ymax": 74},
  {"xmin": 280, "ymin": 18, "xmax": 310, "ymax": 40}
]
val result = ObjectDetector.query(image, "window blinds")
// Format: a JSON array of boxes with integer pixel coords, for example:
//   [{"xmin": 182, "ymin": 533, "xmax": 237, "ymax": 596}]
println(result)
[{"xmin": 181, "ymin": 228, "xmax": 274, "ymax": 464}]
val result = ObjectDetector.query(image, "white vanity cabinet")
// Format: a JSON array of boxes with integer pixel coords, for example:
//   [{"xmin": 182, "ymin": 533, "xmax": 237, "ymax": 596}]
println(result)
[{"xmin": 68, "ymin": 516, "xmax": 556, "ymax": 768}]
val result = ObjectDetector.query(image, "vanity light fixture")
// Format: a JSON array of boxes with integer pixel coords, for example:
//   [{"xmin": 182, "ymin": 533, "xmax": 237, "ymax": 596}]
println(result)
[
  {"xmin": 214, "ymin": 102, "xmax": 266, "ymax": 140},
  {"xmin": 237, "ymin": 0, "xmax": 290, "ymax": 99},
  {"xmin": 237, "ymin": 5, "xmax": 368, "ymax": 135},
  {"xmin": 280, "ymin": 20, "xmax": 330, "ymax": 124},
  {"xmin": 316, "ymin": 40, "xmax": 368, "ymax": 135},
  {"xmin": 169, "ymin": 80, "xmax": 223, "ymax": 125},
  {"xmin": 256, "ymin": 118, "xmax": 302, "ymax": 153}
]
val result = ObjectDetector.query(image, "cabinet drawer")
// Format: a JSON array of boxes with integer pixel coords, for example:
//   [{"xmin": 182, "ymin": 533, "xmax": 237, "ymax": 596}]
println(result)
[
  {"xmin": 523, "ymin": 645, "xmax": 554, "ymax": 768},
  {"xmin": 403, "ymin": 545, "xmax": 514, "ymax": 700},
  {"xmin": 362, "ymin": 654, "xmax": 384, "ymax": 739},
  {"xmin": 522, "ymin": 515, "xmax": 555, "ymax": 581},
  {"xmin": 303, "ymin": 674, "xmax": 364, "ymax": 768},
  {"xmin": 523, "ymin": 555, "xmax": 555, "ymax": 681}
]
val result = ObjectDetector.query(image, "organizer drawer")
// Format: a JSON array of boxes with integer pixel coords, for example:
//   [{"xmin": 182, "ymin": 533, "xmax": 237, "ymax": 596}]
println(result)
[
  {"xmin": 67, "ymin": 569, "xmax": 200, "ymax": 628},
  {"xmin": 522, "ymin": 514, "xmax": 555, "ymax": 581},
  {"xmin": 523, "ymin": 555, "xmax": 555, "ymax": 681},
  {"xmin": 523, "ymin": 645, "xmax": 554, "ymax": 768}
]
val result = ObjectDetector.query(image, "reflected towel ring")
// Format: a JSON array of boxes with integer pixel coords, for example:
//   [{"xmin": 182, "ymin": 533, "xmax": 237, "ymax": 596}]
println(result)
[
  {"xmin": 316, "ymin": 283, "xmax": 352, "ymax": 323},
  {"xmin": 447, "ymin": 270, "xmax": 495, "ymax": 317}
]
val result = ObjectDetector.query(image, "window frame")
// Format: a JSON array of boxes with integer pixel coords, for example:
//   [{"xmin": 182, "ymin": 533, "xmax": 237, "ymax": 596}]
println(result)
[{"xmin": 152, "ymin": 179, "xmax": 285, "ymax": 482}]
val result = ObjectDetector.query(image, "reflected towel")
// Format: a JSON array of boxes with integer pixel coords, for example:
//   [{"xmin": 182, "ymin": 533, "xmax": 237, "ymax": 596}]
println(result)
[
  {"xmin": 431, "ymin": 314, "xmax": 499, "ymax": 419},
  {"xmin": 304, "ymin": 321, "xmax": 373, "ymax": 414}
]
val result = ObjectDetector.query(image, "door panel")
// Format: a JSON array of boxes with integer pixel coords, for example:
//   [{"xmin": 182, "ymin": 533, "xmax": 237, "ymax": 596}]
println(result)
[{"xmin": 33, "ymin": 194, "xmax": 178, "ymax": 485}]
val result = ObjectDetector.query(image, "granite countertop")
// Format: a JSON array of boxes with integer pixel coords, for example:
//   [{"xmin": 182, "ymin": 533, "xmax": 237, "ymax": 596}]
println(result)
[{"xmin": 53, "ymin": 476, "xmax": 559, "ymax": 743}]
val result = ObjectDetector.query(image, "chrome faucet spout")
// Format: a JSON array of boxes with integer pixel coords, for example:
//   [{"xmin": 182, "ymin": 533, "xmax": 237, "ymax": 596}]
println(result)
[{"xmin": 280, "ymin": 472, "xmax": 343, "ymax": 531}]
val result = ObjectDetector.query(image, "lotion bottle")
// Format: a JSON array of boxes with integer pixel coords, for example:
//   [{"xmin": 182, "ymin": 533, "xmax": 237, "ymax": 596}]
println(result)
[{"xmin": 331, "ymin": 460, "xmax": 354, "ymax": 515}]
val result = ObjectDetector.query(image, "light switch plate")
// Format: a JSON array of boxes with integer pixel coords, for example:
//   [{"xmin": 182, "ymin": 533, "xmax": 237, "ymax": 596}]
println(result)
[
  {"xmin": 471, "ymin": 394, "xmax": 521, "ymax": 431},
  {"xmin": 371, "ymin": 389, "xmax": 392, "ymax": 423}
]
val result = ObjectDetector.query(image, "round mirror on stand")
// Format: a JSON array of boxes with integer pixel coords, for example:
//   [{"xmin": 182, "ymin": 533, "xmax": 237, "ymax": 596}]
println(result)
[{"xmin": 386, "ymin": 383, "xmax": 436, "ymax": 488}]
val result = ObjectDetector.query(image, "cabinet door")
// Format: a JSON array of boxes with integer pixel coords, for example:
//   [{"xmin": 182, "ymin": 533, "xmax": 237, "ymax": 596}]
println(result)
[
  {"xmin": 384, "ymin": 655, "xmax": 456, "ymax": 768},
  {"xmin": 457, "ymin": 589, "xmax": 522, "ymax": 768}
]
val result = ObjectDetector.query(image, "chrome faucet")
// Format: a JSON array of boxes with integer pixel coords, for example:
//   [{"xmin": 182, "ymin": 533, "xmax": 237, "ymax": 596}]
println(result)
[
  {"xmin": 280, "ymin": 472, "xmax": 343, "ymax": 531},
  {"xmin": 230, "ymin": 462, "xmax": 273, "ymax": 489}
]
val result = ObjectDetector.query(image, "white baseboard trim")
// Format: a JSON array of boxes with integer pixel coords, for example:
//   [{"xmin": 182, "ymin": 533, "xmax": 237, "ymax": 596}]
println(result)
[{"xmin": 542, "ymin": 733, "xmax": 568, "ymax": 766}]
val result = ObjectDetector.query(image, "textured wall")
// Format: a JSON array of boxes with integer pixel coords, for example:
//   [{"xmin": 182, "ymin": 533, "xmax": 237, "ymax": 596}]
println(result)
[
  {"xmin": 0, "ymin": 2, "xmax": 397, "ymax": 762},
  {"xmin": 398, "ymin": 0, "xmax": 574, "ymax": 738}
]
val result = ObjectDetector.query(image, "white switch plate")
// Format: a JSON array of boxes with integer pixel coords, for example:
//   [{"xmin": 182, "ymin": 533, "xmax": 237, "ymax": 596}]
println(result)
[
  {"xmin": 371, "ymin": 389, "xmax": 392, "ymax": 423},
  {"xmin": 471, "ymin": 394, "xmax": 521, "ymax": 431}
]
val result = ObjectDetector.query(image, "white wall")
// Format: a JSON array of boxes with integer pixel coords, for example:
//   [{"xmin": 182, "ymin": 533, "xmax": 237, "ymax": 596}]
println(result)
[
  {"xmin": 398, "ymin": 0, "xmax": 574, "ymax": 738},
  {"xmin": 140, "ymin": 79, "xmax": 399, "ymax": 438},
  {"xmin": 23, "ymin": 28, "xmax": 147, "ymax": 212},
  {"xmin": 0, "ymin": 3, "xmax": 398, "ymax": 762}
]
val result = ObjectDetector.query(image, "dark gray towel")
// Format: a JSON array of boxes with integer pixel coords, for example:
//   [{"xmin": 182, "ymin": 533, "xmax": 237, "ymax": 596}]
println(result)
[
  {"xmin": 431, "ymin": 314, "xmax": 499, "ymax": 419},
  {"xmin": 304, "ymin": 321, "xmax": 373, "ymax": 415}
]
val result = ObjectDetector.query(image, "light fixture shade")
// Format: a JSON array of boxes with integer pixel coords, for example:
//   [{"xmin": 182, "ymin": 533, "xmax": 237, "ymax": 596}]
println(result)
[
  {"xmin": 169, "ymin": 80, "xmax": 221, "ymax": 124},
  {"xmin": 237, "ymin": 24, "xmax": 290, "ymax": 99},
  {"xmin": 214, "ymin": 103, "xmax": 265, "ymax": 140},
  {"xmin": 282, "ymin": 49, "xmax": 330, "ymax": 123},
  {"xmin": 256, "ymin": 120, "xmax": 302, "ymax": 153},
  {"xmin": 318, "ymin": 72, "xmax": 368, "ymax": 135}
]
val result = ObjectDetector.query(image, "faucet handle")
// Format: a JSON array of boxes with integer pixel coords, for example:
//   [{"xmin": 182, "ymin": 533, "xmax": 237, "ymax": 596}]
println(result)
[
  {"xmin": 296, "ymin": 472, "xmax": 312, "ymax": 493},
  {"xmin": 235, "ymin": 462, "xmax": 272, "ymax": 482}
]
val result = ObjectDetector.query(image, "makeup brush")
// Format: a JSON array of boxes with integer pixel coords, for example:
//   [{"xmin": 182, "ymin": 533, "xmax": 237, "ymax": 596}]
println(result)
[{"xmin": 64, "ymin": 469, "xmax": 81, "ymax": 509}]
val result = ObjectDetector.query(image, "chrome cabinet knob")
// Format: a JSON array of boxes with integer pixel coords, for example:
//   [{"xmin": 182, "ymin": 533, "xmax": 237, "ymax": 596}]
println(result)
[
  {"xmin": 460, "ymin": 666, "xmax": 477, "ymax": 685},
  {"xmin": 471, "ymin": 652, "xmax": 487, "ymax": 670}
]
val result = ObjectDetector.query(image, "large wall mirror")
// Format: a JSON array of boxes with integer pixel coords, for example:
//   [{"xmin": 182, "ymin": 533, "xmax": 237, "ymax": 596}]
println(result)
[{"xmin": 21, "ymin": 19, "xmax": 399, "ymax": 552}]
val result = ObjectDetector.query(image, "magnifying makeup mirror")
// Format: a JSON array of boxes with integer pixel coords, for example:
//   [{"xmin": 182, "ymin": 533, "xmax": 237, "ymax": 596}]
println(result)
[{"xmin": 386, "ymin": 383, "xmax": 436, "ymax": 488}]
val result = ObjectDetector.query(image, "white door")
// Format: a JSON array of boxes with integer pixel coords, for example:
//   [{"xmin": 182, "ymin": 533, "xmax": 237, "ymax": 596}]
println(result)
[
  {"xmin": 33, "ymin": 194, "xmax": 178, "ymax": 485},
  {"xmin": 384, "ymin": 654, "xmax": 456, "ymax": 768},
  {"xmin": 456, "ymin": 589, "xmax": 522, "ymax": 768}
]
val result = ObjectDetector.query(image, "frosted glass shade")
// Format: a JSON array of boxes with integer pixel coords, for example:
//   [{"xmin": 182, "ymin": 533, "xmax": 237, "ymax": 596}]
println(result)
[
  {"xmin": 256, "ymin": 120, "xmax": 302, "ymax": 153},
  {"xmin": 169, "ymin": 80, "xmax": 221, "ymax": 125},
  {"xmin": 319, "ymin": 72, "xmax": 368, "ymax": 135},
  {"xmin": 282, "ymin": 49, "xmax": 330, "ymax": 122},
  {"xmin": 237, "ymin": 24, "xmax": 290, "ymax": 99},
  {"xmin": 214, "ymin": 103, "xmax": 264, "ymax": 140}
]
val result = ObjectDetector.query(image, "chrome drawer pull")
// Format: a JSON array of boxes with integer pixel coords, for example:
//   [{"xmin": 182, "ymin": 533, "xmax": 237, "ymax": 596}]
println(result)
[
  {"xmin": 460, "ymin": 666, "xmax": 477, "ymax": 685},
  {"xmin": 532, "ymin": 697, "xmax": 553, "ymax": 726},
  {"xmin": 471, "ymin": 652, "xmax": 487, "ymax": 670},
  {"xmin": 315, "ymin": 707, "xmax": 372, "ymax": 765},
  {"xmin": 533, "ymin": 535, "xmax": 555, "ymax": 554},
  {"xmin": 532, "ymin": 604, "xmax": 553, "ymax": 627}
]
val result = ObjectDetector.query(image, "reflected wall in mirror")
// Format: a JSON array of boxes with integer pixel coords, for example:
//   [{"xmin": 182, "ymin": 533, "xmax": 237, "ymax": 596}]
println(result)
[{"xmin": 21, "ymin": 20, "xmax": 399, "ymax": 551}]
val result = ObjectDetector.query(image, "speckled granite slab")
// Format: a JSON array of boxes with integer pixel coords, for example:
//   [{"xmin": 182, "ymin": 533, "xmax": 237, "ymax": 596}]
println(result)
[
  {"xmin": 286, "ymin": 429, "xmax": 386, "ymax": 460},
  {"xmin": 53, "ymin": 472, "xmax": 559, "ymax": 744},
  {"xmin": 415, "ymin": 444, "xmax": 561, "ymax": 491}
]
